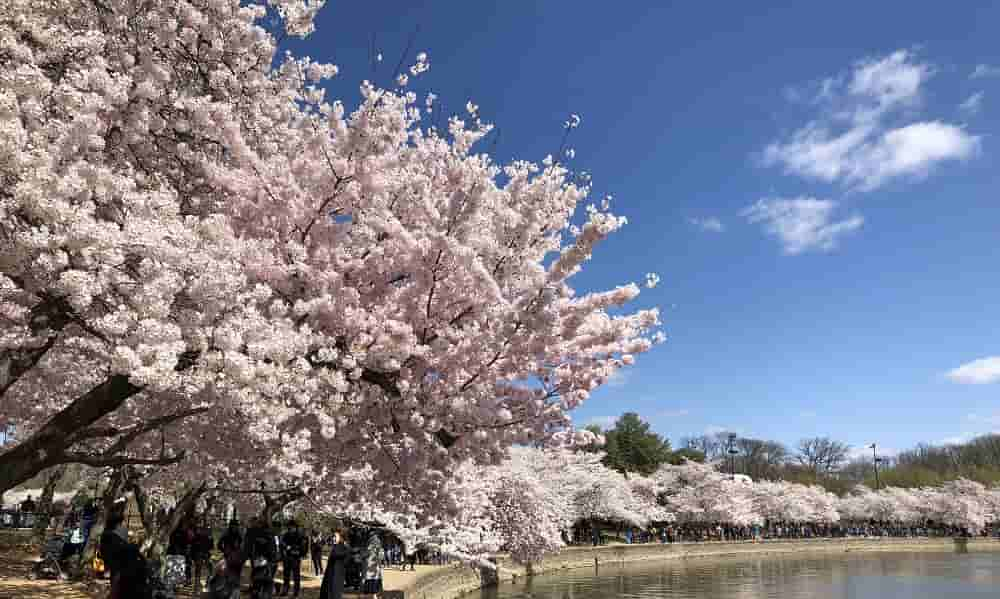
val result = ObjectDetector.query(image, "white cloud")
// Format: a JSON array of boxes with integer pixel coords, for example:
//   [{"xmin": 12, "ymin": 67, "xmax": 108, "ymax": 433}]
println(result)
[
  {"xmin": 585, "ymin": 416, "xmax": 617, "ymax": 430},
  {"xmin": 847, "ymin": 445, "xmax": 897, "ymax": 461},
  {"xmin": 847, "ymin": 51, "xmax": 930, "ymax": 116},
  {"xmin": 971, "ymin": 64, "xmax": 1000, "ymax": 79},
  {"xmin": 688, "ymin": 217, "xmax": 725, "ymax": 233},
  {"xmin": 946, "ymin": 356, "xmax": 1000, "ymax": 384},
  {"xmin": 742, "ymin": 197, "xmax": 863, "ymax": 255},
  {"xmin": 938, "ymin": 434, "xmax": 974, "ymax": 446},
  {"xmin": 959, "ymin": 91, "xmax": 984, "ymax": 115},
  {"xmin": 764, "ymin": 50, "xmax": 980, "ymax": 191}
]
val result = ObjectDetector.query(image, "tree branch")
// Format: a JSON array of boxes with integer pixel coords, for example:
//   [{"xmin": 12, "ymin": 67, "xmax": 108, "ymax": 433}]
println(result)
[
  {"xmin": 62, "ymin": 450, "xmax": 188, "ymax": 469},
  {"xmin": 213, "ymin": 485, "xmax": 302, "ymax": 495},
  {"xmin": 71, "ymin": 406, "xmax": 210, "ymax": 451}
]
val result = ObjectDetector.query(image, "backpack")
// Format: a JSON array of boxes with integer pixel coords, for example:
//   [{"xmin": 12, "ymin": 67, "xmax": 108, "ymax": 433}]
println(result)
[
  {"xmin": 284, "ymin": 532, "xmax": 302, "ymax": 559},
  {"xmin": 251, "ymin": 533, "xmax": 274, "ymax": 561},
  {"xmin": 163, "ymin": 554, "xmax": 187, "ymax": 587}
]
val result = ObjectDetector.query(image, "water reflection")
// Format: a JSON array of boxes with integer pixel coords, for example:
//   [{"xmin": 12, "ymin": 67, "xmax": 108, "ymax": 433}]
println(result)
[{"xmin": 480, "ymin": 552, "xmax": 1000, "ymax": 598}]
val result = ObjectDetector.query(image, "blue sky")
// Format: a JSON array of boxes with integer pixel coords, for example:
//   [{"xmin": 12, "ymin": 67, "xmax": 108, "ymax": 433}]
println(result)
[{"xmin": 294, "ymin": 2, "xmax": 1000, "ymax": 457}]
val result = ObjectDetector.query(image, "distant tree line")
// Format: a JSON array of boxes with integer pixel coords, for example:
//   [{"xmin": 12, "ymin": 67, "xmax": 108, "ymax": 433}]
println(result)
[{"xmin": 585, "ymin": 412, "xmax": 1000, "ymax": 495}]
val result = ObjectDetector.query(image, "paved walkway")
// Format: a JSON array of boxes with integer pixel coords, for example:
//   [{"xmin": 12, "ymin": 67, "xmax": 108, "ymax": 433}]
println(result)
[{"xmin": 0, "ymin": 549, "xmax": 438, "ymax": 599}]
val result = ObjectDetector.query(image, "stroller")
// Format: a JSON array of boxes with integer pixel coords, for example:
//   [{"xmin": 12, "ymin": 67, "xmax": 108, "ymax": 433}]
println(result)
[
  {"xmin": 28, "ymin": 536, "xmax": 70, "ymax": 580},
  {"xmin": 148, "ymin": 554, "xmax": 186, "ymax": 599},
  {"xmin": 249, "ymin": 554, "xmax": 274, "ymax": 599},
  {"xmin": 205, "ymin": 558, "xmax": 241, "ymax": 599}
]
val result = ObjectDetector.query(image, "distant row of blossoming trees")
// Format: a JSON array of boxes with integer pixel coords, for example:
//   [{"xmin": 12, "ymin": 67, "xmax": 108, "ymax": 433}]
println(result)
[{"xmin": 387, "ymin": 447, "xmax": 999, "ymax": 565}]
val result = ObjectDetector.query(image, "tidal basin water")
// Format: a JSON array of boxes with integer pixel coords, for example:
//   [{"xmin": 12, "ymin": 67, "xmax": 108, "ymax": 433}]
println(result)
[{"xmin": 478, "ymin": 551, "xmax": 1000, "ymax": 599}]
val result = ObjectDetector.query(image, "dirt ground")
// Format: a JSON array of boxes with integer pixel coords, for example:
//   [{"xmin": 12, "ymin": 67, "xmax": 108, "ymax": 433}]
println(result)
[{"xmin": 0, "ymin": 548, "xmax": 436, "ymax": 599}]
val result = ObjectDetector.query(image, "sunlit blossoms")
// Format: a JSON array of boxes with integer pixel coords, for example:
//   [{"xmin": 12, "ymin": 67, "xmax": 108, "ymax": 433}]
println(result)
[{"xmin": 0, "ymin": 0, "xmax": 663, "ymax": 526}]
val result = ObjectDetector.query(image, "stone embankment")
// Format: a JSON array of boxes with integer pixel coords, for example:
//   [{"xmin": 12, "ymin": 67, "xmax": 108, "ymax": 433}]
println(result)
[{"xmin": 401, "ymin": 537, "xmax": 1000, "ymax": 599}]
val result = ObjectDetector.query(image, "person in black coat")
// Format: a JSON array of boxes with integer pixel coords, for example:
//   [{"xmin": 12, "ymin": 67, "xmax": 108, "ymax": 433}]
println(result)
[
  {"xmin": 191, "ymin": 519, "xmax": 214, "ymax": 592},
  {"xmin": 319, "ymin": 529, "xmax": 350, "ymax": 599},
  {"xmin": 100, "ymin": 512, "xmax": 130, "ymax": 588},
  {"xmin": 218, "ymin": 520, "xmax": 242, "ymax": 555},
  {"xmin": 309, "ymin": 530, "xmax": 325, "ymax": 576},
  {"xmin": 279, "ymin": 520, "xmax": 306, "ymax": 597}
]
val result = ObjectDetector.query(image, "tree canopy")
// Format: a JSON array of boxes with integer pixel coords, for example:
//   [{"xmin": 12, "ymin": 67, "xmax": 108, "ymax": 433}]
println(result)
[{"xmin": 600, "ymin": 413, "xmax": 672, "ymax": 476}]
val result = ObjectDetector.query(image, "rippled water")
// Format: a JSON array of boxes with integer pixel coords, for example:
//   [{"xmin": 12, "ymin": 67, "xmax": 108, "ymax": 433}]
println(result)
[{"xmin": 478, "ymin": 551, "xmax": 1000, "ymax": 598}]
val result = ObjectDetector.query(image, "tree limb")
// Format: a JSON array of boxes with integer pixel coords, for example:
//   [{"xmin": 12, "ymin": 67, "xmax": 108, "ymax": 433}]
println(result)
[
  {"xmin": 62, "ymin": 450, "xmax": 188, "ymax": 469},
  {"xmin": 70, "ymin": 406, "xmax": 210, "ymax": 450}
]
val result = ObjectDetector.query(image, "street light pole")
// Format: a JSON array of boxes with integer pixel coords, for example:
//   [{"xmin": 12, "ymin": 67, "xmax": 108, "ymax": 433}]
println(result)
[
  {"xmin": 870, "ymin": 443, "xmax": 880, "ymax": 490},
  {"xmin": 727, "ymin": 433, "xmax": 738, "ymax": 480}
]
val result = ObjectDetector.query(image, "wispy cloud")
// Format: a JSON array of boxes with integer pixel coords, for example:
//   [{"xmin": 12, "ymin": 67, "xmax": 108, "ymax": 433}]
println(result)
[
  {"xmin": 799, "ymin": 410, "xmax": 818, "ymax": 418},
  {"xmin": 971, "ymin": 64, "xmax": 1000, "ymax": 79},
  {"xmin": 946, "ymin": 356, "xmax": 1000, "ymax": 384},
  {"xmin": 959, "ymin": 92, "xmax": 984, "ymax": 115},
  {"xmin": 743, "ymin": 197, "xmax": 863, "ymax": 255},
  {"xmin": 764, "ymin": 50, "xmax": 980, "ymax": 191},
  {"xmin": 688, "ymin": 217, "xmax": 725, "ymax": 233}
]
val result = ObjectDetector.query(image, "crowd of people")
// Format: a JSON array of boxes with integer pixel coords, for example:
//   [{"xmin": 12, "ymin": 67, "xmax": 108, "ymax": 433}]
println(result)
[
  {"xmin": 0, "ymin": 494, "xmax": 39, "ymax": 528},
  {"xmin": 571, "ymin": 519, "xmax": 999, "ymax": 547},
  {"xmin": 158, "ymin": 515, "xmax": 383, "ymax": 599},
  {"xmin": 4, "ymin": 490, "xmax": 439, "ymax": 598}
]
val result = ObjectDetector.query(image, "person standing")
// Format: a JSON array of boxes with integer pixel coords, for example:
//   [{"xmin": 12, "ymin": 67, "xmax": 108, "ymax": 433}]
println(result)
[
  {"xmin": 217, "ymin": 520, "xmax": 244, "ymax": 596},
  {"xmin": 112, "ymin": 542, "xmax": 152, "ymax": 599},
  {"xmin": 279, "ymin": 520, "xmax": 306, "ymax": 597},
  {"xmin": 218, "ymin": 519, "xmax": 242, "ymax": 557},
  {"xmin": 81, "ymin": 500, "xmax": 96, "ymax": 548},
  {"xmin": 319, "ymin": 529, "xmax": 350, "ymax": 599},
  {"xmin": 191, "ymin": 519, "xmax": 214, "ymax": 593},
  {"xmin": 310, "ymin": 530, "xmax": 325, "ymax": 577},
  {"xmin": 360, "ymin": 530, "xmax": 383, "ymax": 597},
  {"xmin": 100, "ymin": 512, "xmax": 130, "ymax": 593},
  {"xmin": 19, "ymin": 494, "xmax": 35, "ymax": 528},
  {"xmin": 245, "ymin": 516, "xmax": 278, "ymax": 597}
]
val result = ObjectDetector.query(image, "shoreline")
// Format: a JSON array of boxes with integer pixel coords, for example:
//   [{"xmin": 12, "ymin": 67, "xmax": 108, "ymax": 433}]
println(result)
[{"xmin": 402, "ymin": 537, "xmax": 1000, "ymax": 599}]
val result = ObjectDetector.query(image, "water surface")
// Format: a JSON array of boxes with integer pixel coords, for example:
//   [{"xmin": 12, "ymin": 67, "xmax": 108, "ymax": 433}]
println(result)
[{"xmin": 479, "ymin": 551, "xmax": 1000, "ymax": 598}]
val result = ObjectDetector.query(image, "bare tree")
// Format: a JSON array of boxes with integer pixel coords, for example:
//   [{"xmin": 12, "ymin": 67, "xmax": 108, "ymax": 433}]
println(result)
[
  {"xmin": 796, "ymin": 437, "xmax": 850, "ymax": 476},
  {"xmin": 736, "ymin": 438, "xmax": 789, "ymax": 479},
  {"xmin": 681, "ymin": 431, "xmax": 738, "ymax": 462}
]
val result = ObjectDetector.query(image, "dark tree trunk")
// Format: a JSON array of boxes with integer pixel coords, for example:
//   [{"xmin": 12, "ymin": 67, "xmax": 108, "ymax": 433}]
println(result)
[
  {"xmin": 261, "ymin": 488, "xmax": 305, "ymax": 527},
  {"xmin": 134, "ymin": 479, "xmax": 207, "ymax": 562},
  {"xmin": 31, "ymin": 465, "xmax": 67, "ymax": 545},
  {"xmin": 0, "ymin": 375, "xmax": 141, "ymax": 494}
]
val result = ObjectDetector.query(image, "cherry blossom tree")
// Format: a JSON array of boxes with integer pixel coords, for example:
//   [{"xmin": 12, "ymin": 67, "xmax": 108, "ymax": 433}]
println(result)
[
  {"xmin": 486, "ymin": 473, "xmax": 564, "ymax": 565},
  {"xmin": 655, "ymin": 460, "xmax": 760, "ymax": 526},
  {"xmin": 931, "ymin": 479, "xmax": 990, "ymax": 533},
  {"xmin": 0, "ymin": 0, "xmax": 663, "ymax": 520}
]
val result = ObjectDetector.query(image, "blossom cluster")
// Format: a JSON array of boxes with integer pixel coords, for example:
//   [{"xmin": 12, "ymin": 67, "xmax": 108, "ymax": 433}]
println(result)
[{"xmin": 0, "ymin": 0, "xmax": 663, "ymax": 515}]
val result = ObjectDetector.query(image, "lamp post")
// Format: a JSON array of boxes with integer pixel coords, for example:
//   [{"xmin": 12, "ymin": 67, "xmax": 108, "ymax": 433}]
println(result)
[
  {"xmin": 727, "ymin": 433, "xmax": 739, "ymax": 480},
  {"xmin": 870, "ymin": 443, "xmax": 881, "ymax": 490}
]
